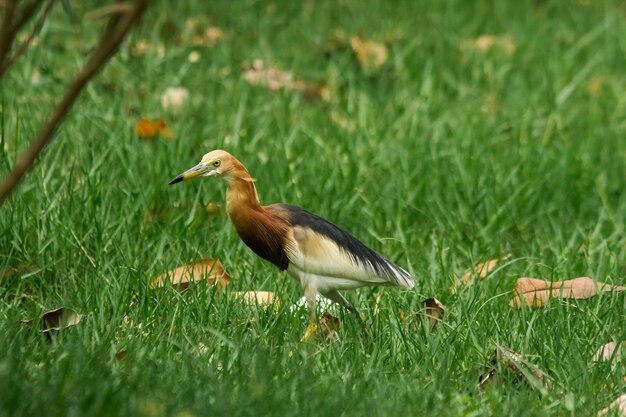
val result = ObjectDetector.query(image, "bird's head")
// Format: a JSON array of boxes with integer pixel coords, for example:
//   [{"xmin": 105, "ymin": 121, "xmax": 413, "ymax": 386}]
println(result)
[{"xmin": 168, "ymin": 150, "xmax": 247, "ymax": 185}]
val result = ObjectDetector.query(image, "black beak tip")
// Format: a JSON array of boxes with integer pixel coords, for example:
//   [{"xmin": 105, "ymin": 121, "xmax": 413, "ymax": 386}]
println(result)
[{"xmin": 169, "ymin": 175, "xmax": 183, "ymax": 185}]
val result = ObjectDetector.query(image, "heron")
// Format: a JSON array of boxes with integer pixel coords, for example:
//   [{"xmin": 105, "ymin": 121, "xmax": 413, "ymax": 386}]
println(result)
[{"xmin": 169, "ymin": 150, "xmax": 414, "ymax": 340}]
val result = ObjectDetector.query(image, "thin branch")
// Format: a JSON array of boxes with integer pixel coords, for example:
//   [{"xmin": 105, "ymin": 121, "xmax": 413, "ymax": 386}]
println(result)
[
  {"xmin": 0, "ymin": 0, "xmax": 152, "ymax": 206},
  {"xmin": 0, "ymin": 0, "xmax": 19, "ymax": 65},
  {"xmin": 12, "ymin": 0, "xmax": 44, "ymax": 32},
  {"xmin": 0, "ymin": 0, "xmax": 45, "ymax": 66},
  {"xmin": 0, "ymin": 0, "xmax": 55, "ymax": 77}
]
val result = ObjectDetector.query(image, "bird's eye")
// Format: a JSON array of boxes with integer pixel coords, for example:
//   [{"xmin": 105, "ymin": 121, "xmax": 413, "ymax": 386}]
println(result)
[{"xmin": 213, "ymin": 160, "xmax": 221, "ymax": 167}]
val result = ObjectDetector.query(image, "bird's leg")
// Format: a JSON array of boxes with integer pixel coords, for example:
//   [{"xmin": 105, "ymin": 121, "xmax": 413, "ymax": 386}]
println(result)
[
  {"xmin": 301, "ymin": 285, "xmax": 318, "ymax": 342},
  {"xmin": 323, "ymin": 290, "xmax": 368, "ymax": 333},
  {"xmin": 323, "ymin": 290, "xmax": 355, "ymax": 312}
]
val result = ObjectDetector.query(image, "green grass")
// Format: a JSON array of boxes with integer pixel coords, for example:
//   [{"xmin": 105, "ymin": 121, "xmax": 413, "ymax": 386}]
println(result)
[{"xmin": 2, "ymin": 0, "xmax": 626, "ymax": 415}]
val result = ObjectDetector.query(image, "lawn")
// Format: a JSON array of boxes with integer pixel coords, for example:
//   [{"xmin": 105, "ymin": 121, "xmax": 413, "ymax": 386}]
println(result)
[{"xmin": 1, "ymin": 0, "xmax": 626, "ymax": 416}]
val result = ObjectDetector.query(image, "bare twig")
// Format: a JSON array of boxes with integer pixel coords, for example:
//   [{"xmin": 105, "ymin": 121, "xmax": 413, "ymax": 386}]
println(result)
[
  {"xmin": 0, "ymin": 0, "xmax": 152, "ymax": 206},
  {"xmin": 0, "ymin": 0, "xmax": 55, "ymax": 77},
  {"xmin": 13, "ymin": 1, "xmax": 44, "ymax": 30},
  {"xmin": 0, "ymin": 0, "xmax": 46, "ymax": 65},
  {"xmin": 0, "ymin": 0, "xmax": 19, "ymax": 65}
]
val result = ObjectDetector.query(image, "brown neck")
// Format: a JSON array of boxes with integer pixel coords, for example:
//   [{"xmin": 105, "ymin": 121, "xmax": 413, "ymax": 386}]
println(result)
[
  {"xmin": 225, "ymin": 165, "xmax": 261, "ymax": 220},
  {"xmin": 223, "ymin": 163, "xmax": 290, "ymax": 271}
]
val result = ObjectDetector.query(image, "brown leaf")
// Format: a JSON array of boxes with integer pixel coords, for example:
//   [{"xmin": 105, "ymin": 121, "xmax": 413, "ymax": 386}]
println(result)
[
  {"xmin": 192, "ymin": 27, "xmax": 226, "ymax": 47},
  {"xmin": 135, "ymin": 118, "xmax": 173, "ymax": 139},
  {"xmin": 132, "ymin": 39, "xmax": 150, "ymax": 56},
  {"xmin": 183, "ymin": 18, "xmax": 226, "ymax": 47},
  {"xmin": 233, "ymin": 291, "xmax": 279, "ymax": 308},
  {"xmin": 150, "ymin": 259, "xmax": 230, "ymax": 290},
  {"xmin": 242, "ymin": 60, "xmax": 326, "ymax": 101},
  {"xmin": 421, "ymin": 298, "xmax": 445, "ymax": 330},
  {"xmin": 509, "ymin": 277, "xmax": 626, "ymax": 308},
  {"xmin": 319, "ymin": 311, "xmax": 340, "ymax": 342},
  {"xmin": 350, "ymin": 35, "xmax": 388, "ymax": 72},
  {"xmin": 243, "ymin": 60, "xmax": 295, "ymax": 91},
  {"xmin": 135, "ymin": 118, "xmax": 158, "ymax": 137},
  {"xmin": 592, "ymin": 341, "xmax": 625, "ymax": 363},
  {"xmin": 301, "ymin": 81, "xmax": 330, "ymax": 102},
  {"xmin": 41, "ymin": 307, "xmax": 81, "ymax": 332},
  {"xmin": 597, "ymin": 394, "xmax": 626, "ymax": 417},
  {"xmin": 460, "ymin": 35, "xmax": 516, "ymax": 55},
  {"xmin": 478, "ymin": 345, "xmax": 548, "ymax": 394},
  {"xmin": 451, "ymin": 254, "xmax": 512, "ymax": 293}
]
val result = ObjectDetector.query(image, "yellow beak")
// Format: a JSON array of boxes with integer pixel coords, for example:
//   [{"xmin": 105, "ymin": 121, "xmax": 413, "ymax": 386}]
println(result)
[{"xmin": 169, "ymin": 163, "xmax": 209, "ymax": 184}]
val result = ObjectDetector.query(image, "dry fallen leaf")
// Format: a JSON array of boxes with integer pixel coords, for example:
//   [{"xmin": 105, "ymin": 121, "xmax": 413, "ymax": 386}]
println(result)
[
  {"xmin": 150, "ymin": 259, "xmax": 230, "ymax": 290},
  {"xmin": 421, "ymin": 298, "xmax": 445, "ymax": 330},
  {"xmin": 132, "ymin": 39, "xmax": 150, "ymax": 56},
  {"xmin": 243, "ymin": 60, "xmax": 328, "ymax": 101},
  {"xmin": 350, "ymin": 35, "xmax": 388, "ymax": 72},
  {"xmin": 193, "ymin": 27, "xmax": 226, "ymax": 46},
  {"xmin": 460, "ymin": 35, "xmax": 516, "ymax": 55},
  {"xmin": 161, "ymin": 87, "xmax": 189, "ymax": 112},
  {"xmin": 597, "ymin": 394, "xmax": 626, "ymax": 417},
  {"xmin": 451, "ymin": 254, "xmax": 512, "ymax": 293},
  {"xmin": 592, "ymin": 341, "xmax": 626, "ymax": 363},
  {"xmin": 130, "ymin": 40, "xmax": 167, "ymax": 57},
  {"xmin": 21, "ymin": 307, "xmax": 82, "ymax": 341},
  {"xmin": 510, "ymin": 277, "xmax": 626, "ymax": 308},
  {"xmin": 319, "ymin": 311, "xmax": 340, "ymax": 342},
  {"xmin": 234, "ymin": 291, "xmax": 279, "ymax": 308},
  {"xmin": 135, "ymin": 118, "xmax": 173, "ymax": 139},
  {"xmin": 41, "ymin": 307, "xmax": 81, "ymax": 332},
  {"xmin": 243, "ymin": 60, "xmax": 297, "ymax": 91},
  {"xmin": 479, "ymin": 345, "xmax": 548, "ymax": 394},
  {"xmin": 183, "ymin": 18, "xmax": 226, "ymax": 47}
]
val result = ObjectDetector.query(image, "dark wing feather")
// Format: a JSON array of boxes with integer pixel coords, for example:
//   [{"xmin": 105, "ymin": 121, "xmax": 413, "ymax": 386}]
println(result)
[{"xmin": 270, "ymin": 204, "xmax": 414, "ymax": 288}]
